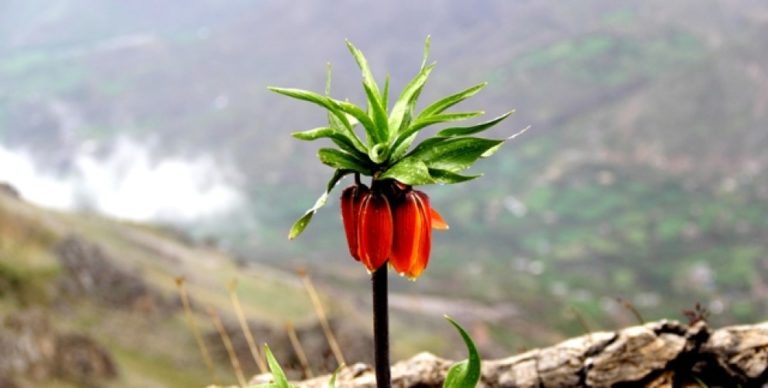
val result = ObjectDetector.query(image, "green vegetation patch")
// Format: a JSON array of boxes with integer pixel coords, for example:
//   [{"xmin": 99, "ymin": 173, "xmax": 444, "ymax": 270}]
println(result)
[{"xmin": 512, "ymin": 30, "xmax": 705, "ymax": 84}]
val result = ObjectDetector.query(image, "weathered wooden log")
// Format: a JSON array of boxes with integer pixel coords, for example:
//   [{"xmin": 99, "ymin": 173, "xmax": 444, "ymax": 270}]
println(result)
[{"xmin": 247, "ymin": 320, "xmax": 768, "ymax": 387}]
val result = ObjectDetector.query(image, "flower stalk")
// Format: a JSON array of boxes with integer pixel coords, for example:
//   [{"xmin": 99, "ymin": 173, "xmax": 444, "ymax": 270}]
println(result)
[{"xmin": 371, "ymin": 265, "xmax": 391, "ymax": 388}]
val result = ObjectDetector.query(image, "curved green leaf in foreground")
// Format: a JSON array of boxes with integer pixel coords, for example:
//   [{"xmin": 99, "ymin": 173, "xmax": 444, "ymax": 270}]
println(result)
[{"xmin": 443, "ymin": 316, "xmax": 481, "ymax": 388}]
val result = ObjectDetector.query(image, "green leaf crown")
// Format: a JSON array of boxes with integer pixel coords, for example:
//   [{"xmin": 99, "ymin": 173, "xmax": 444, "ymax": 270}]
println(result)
[{"xmin": 269, "ymin": 37, "xmax": 523, "ymax": 239}]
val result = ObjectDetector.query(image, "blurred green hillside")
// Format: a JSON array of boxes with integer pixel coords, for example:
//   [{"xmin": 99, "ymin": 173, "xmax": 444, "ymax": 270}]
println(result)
[{"xmin": 1, "ymin": 0, "xmax": 767, "ymax": 367}]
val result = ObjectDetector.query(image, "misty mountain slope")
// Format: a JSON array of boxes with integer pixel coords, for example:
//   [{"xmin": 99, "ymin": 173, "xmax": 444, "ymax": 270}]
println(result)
[{"xmin": 0, "ymin": 189, "xmax": 366, "ymax": 387}]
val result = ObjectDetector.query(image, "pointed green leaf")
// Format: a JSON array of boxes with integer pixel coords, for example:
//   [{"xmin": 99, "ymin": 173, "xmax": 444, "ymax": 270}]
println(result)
[
  {"xmin": 264, "ymin": 344, "xmax": 292, "ymax": 388},
  {"xmin": 421, "ymin": 35, "xmax": 431, "ymax": 70},
  {"xmin": 292, "ymin": 127, "xmax": 367, "ymax": 160},
  {"xmin": 409, "ymin": 137, "xmax": 503, "ymax": 173},
  {"xmin": 399, "ymin": 82, "xmax": 426, "ymax": 138},
  {"xmin": 325, "ymin": 63, "xmax": 333, "ymax": 96},
  {"xmin": 389, "ymin": 63, "xmax": 435, "ymax": 135},
  {"xmin": 328, "ymin": 363, "xmax": 345, "ymax": 388},
  {"xmin": 437, "ymin": 111, "xmax": 514, "ymax": 137},
  {"xmin": 480, "ymin": 125, "xmax": 530, "ymax": 158},
  {"xmin": 345, "ymin": 40, "xmax": 382, "ymax": 100},
  {"xmin": 346, "ymin": 40, "xmax": 388, "ymax": 143},
  {"xmin": 388, "ymin": 85, "xmax": 426, "ymax": 154},
  {"xmin": 387, "ymin": 36, "xmax": 432, "ymax": 140},
  {"xmin": 336, "ymin": 100, "xmax": 380, "ymax": 145},
  {"xmin": 409, "ymin": 111, "xmax": 485, "ymax": 133},
  {"xmin": 380, "ymin": 157, "xmax": 434, "ymax": 185},
  {"xmin": 442, "ymin": 316, "xmax": 481, "ymax": 388},
  {"xmin": 419, "ymin": 82, "xmax": 487, "ymax": 118},
  {"xmin": 269, "ymin": 87, "xmax": 349, "ymax": 126},
  {"xmin": 382, "ymin": 74, "xmax": 390, "ymax": 111},
  {"xmin": 428, "ymin": 168, "xmax": 481, "ymax": 184},
  {"xmin": 292, "ymin": 127, "xmax": 335, "ymax": 141},
  {"xmin": 389, "ymin": 111, "xmax": 484, "ymax": 161},
  {"xmin": 288, "ymin": 212, "xmax": 314, "ymax": 242},
  {"xmin": 324, "ymin": 64, "xmax": 351, "ymax": 148},
  {"xmin": 268, "ymin": 87, "xmax": 367, "ymax": 153},
  {"xmin": 362, "ymin": 84, "xmax": 389, "ymax": 143},
  {"xmin": 317, "ymin": 148, "xmax": 372, "ymax": 173},
  {"xmin": 288, "ymin": 170, "xmax": 351, "ymax": 239},
  {"xmin": 388, "ymin": 132, "xmax": 417, "ymax": 162}
]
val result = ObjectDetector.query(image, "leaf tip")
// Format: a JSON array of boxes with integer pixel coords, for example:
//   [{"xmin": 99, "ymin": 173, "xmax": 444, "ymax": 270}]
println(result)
[{"xmin": 507, "ymin": 125, "xmax": 531, "ymax": 141}]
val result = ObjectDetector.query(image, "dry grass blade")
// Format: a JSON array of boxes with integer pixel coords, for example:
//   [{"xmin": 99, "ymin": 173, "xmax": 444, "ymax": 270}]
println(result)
[
  {"xmin": 616, "ymin": 297, "xmax": 646, "ymax": 325},
  {"xmin": 297, "ymin": 268, "xmax": 346, "ymax": 366},
  {"xmin": 285, "ymin": 321, "xmax": 314, "ymax": 379},
  {"xmin": 175, "ymin": 277, "xmax": 218, "ymax": 383},
  {"xmin": 208, "ymin": 307, "xmax": 247, "ymax": 388},
  {"xmin": 228, "ymin": 278, "xmax": 268, "ymax": 373}
]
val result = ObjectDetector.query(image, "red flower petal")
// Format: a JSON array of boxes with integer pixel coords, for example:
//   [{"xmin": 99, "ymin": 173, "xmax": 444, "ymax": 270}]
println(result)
[
  {"xmin": 340, "ymin": 184, "xmax": 368, "ymax": 261},
  {"xmin": 358, "ymin": 191, "xmax": 393, "ymax": 272},
  {"xmin": 390, "ymin": 190, "xmax": 432, "ymax": 279},
  {"xmin": 430, "ymin": 208, "xmax": 449, "ymax": 230}
]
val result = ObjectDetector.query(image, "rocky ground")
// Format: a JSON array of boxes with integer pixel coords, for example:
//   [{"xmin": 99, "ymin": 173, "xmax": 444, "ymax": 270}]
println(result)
[{"xmin": 249, "ymin": 320, "xmax": 768, "ymax": 387}]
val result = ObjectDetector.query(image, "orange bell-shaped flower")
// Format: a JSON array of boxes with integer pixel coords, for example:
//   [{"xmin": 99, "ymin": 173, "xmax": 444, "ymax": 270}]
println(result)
[
  {"xmin": 341, "ymin": 180, "xmax": 447, "ymax": 277},
  {"xmin": 357, "ymin": 189, "xmax": 393, "ymax": 272},
  {"xmin": 390, "ymin": 189, "xmax": 433, "ymax": 279},
  {"xmin": 340, "ymin": 184, "xmax": 369, "ymax": 261}
]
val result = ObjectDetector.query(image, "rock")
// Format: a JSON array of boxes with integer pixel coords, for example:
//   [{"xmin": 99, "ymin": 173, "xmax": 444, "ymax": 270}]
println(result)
[
  {"xmin": 484, "ymin": 330, "xmax": 616, "ymax": 387},
  {"xmin": 282, "ymin": 353, "xmax": 450, "ymax": 388},
  {"xmin": 54, "ymin": 235, "xmax": 174, "ymax": 313},
  {"xmin": 54, "ymin": 334, "xmax": 117, "ymax": 384},
  {"xmin": 0, "ymin": 182, "xmax": 20, "ymax": 200},
  {"xmin": 0, "ymin": 310, "xmax": 57, "ymax": 381},
  {"xmin": 0, "ymin": 310, "xmax": 117, "ymax": 387},
  {"xmin": 270, "ymin": 320, "xmax": 768, "ymax": 387},
  {"xmin": 702, "ymin": 321, "xmax": 768, "ymax": 380},
  {"xmin": 585, "ymin": 323, "xmax": 687, "ymax": 385}
]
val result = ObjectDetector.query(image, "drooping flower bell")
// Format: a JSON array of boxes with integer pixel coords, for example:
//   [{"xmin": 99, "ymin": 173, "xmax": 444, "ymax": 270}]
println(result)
[
  {"xmin": 340, "ymin": 183, "xmax": 368, "ymax": 262},
  {"xmin": 358, "ymin": 189, "xmax": 394, "ymax": 272},
  {"xmin": 341, "ymin": 180, "xmax": 448, "ymax": 278}
]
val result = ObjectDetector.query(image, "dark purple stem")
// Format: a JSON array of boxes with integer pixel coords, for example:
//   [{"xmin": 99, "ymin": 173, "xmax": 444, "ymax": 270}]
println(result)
[{"xmin": 372, "ymin": 265, "xmax": 391, "ymax": 388}]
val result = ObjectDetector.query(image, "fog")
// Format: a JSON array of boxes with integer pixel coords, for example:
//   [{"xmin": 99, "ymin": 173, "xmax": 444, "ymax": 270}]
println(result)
[{"xmin": 0, "ymin": 138, "xmax": 244, "ymax": 222}]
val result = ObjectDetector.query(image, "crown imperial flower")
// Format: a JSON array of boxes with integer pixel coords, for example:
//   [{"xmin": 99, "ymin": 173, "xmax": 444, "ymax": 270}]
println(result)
[
  {"xmin": 340, "ymin": 180, "xmax": 447, "ymax": 278},
  {"xmin": 271, "ymin": 37, "xmax": 523, "ymax": 279}
]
